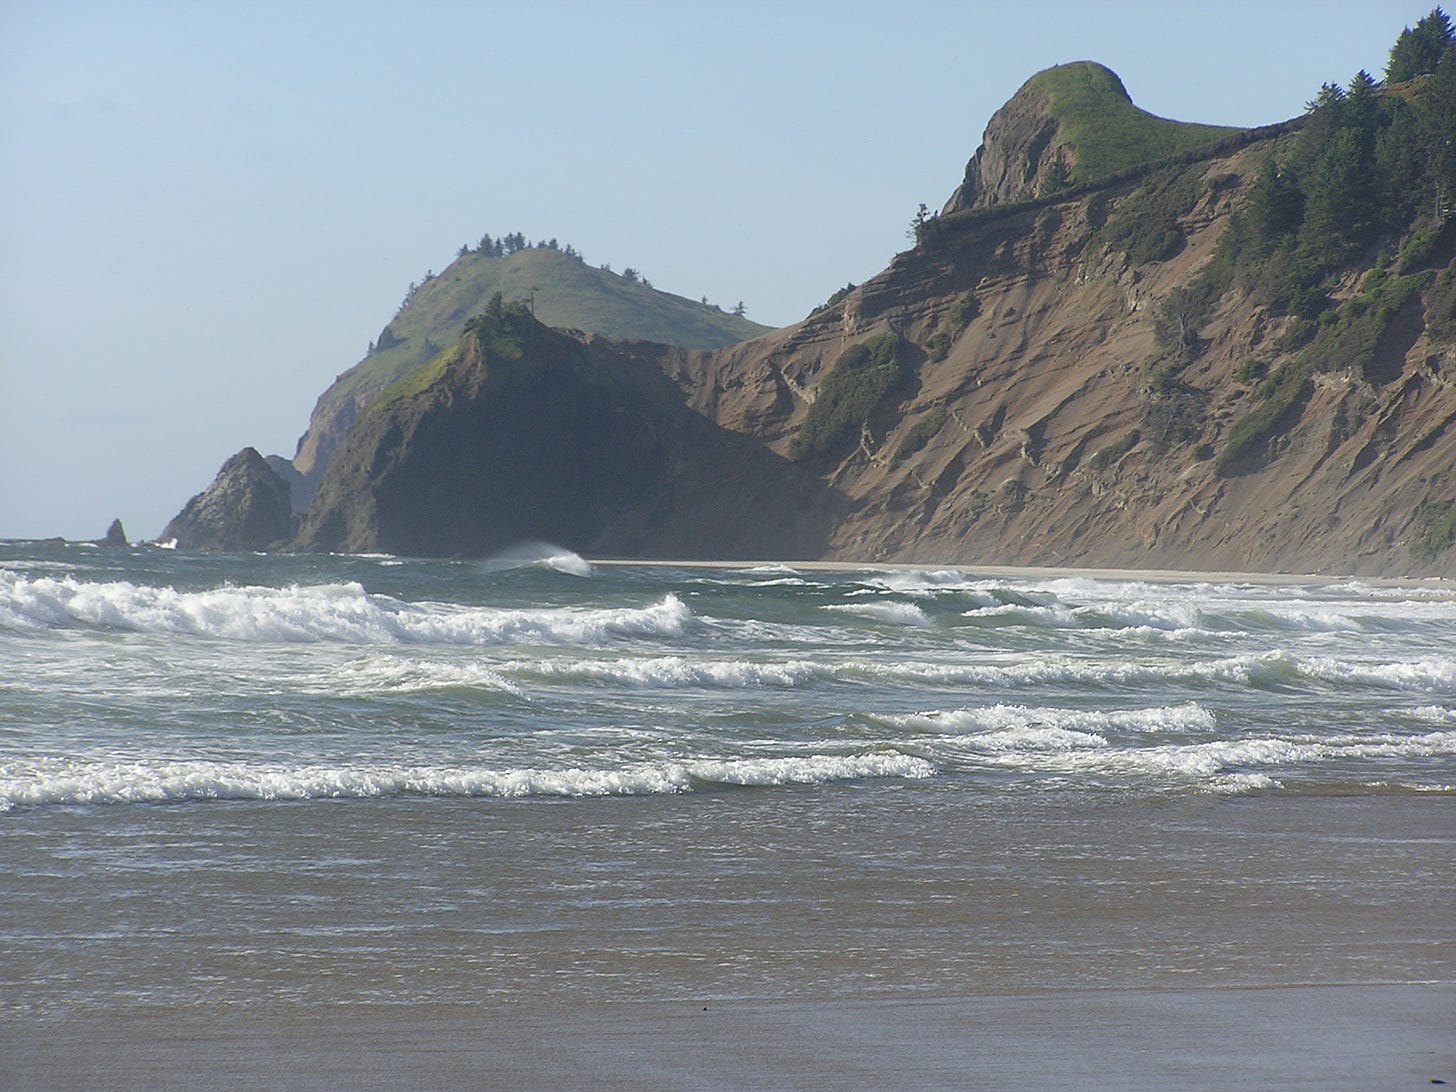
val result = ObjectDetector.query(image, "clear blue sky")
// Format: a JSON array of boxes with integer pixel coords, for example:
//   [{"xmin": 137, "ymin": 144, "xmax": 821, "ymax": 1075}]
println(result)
[{"xmin": 0, "ymin": 0, "xmax": 1418, "ymax": 539}]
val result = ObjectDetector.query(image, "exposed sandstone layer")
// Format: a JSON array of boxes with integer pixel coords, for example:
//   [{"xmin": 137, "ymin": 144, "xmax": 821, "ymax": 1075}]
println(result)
[
  {"xmin": 652, "ymin": 140, "xmax": 1456, "ymax": 576},
  {"xmin": 168, "ymin": 67, "xmax": 1456, "ymax": 577}
]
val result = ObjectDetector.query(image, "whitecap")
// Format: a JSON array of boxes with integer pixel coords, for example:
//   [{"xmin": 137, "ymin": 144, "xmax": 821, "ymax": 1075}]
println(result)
[
  {"xmin": 0, "ymin": 572, "xmax": 688, "ymax": 646},
  {"xmin": 821, "ymin": 601, "xmax": 933, "ymax": 627},
  {"xmin": 325, "ymin": 656, "xmax": 524, "ymax": 696},
  {"xmin": 1291, "ymin": 655, "xmax": 1456, "ymax": 694},
  {"xmin": 0, "ymin": 751, "xmax": 934, "ymax": 810},
  {"xmin": 484, "ymin": 541, "xmax": 593, "ymax": 577},
  {"xmin": 686, "ymin": 752, "xmax": 934, "ymax": 786},
  {"xmin": 881, "ymin": 702, "xmax": 1215, "ymax": 745},
  {"xmin": 506, "ymin": 655, "xmax": 820, "ymax": 689}
]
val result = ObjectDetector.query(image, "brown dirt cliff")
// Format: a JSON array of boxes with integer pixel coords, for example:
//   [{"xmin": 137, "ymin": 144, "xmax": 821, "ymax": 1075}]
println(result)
[{"xmin": 649, "ymin": 149, "xmax": 1456, "ymax": 576}]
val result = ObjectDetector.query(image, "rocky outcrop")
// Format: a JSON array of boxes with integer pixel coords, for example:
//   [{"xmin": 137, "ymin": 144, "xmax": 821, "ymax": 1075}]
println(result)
[
  {"xmin": 942, "ymin": 68, "xmax": 1077, "ymax": 213},
  {"xmin": 941, "ymin": 62, "xmax": 1237, "ymax": 216},
  {"xmin": 100, "ymin": 519, "xmax": 127, "ymax": 547},
  {"xmin": 295, "ymin": 319, "xmax": 835, "ymax": 559},
  {"xmin": 164, "ymin": 58, "xmax": 1456, "ymax": 576},
  {"xmin": 287, "ymin": 246, "xmax": 773, "ymax": 511},
  {"xmin": 163, "ymin": 448, "xmax": 295, "ymax": 551},
  {"xmin": 264, "ymin": 455, "xmax": 308, "ymax": 514}
]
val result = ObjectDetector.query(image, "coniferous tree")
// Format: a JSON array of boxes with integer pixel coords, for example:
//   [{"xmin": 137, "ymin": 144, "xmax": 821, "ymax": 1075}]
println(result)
[
  {"xmin": 1420, "ymin": 47, "xmax": 1456, "ymax": 215},
  {"xmin": 1376, "ymin": 98, "xmax": 1428, "ymax": 226},
  {"xmin": 1302, "ymin": 127, "xmax": 1377, "ymax": 261},
  {"xmin": 1386, "ymin": 8, "xmax": 1454, "ymax": 83},
  {"xmin": 1246, "ymin": 158, "xmax": 1305, "ymax": 248}
]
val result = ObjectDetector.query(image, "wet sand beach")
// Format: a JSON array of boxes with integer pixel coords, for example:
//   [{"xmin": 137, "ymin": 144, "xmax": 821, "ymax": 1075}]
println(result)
[
  {"xmin": 5, "ymin": 791, "xmax": 1453, "ymax": 1089},
  {"xmin": 5, "ymin": 983, "xmax": 1452, "ymax": 1089}
]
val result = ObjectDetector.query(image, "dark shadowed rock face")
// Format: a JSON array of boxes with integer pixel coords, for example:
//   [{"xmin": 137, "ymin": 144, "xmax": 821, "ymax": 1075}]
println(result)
[
  {"xmin": 101, "ymin": 519, "xmax": 128, "ymax": 547},
  {"xmin": 294, "ymin": 317, "xmax": 836, "ymax": 559},
  {"xmin": 264, "ymin": 455, "xmax": 308, "ymax": 515},
  {"xmin": 163, "ymin": 448, "xmax": 295, "ymax": 551}
]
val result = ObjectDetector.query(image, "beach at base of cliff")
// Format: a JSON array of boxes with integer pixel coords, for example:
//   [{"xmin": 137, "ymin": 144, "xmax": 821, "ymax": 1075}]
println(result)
[{"xmin": 5, "ymin": 983, "xmax": 1452, "ymax": 1090}]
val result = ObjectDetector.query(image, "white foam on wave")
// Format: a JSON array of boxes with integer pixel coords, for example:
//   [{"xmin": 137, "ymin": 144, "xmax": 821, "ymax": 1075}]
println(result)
[
  {"xmin": 931, "ymin": 727, "xmax": 1456, "ymax": 787},
  {"xmin": 961, "ymin": 602, "xmax": 1083, "ymax": 628},
  {"xmin": 1292, "ymin": 654, "xmax": 1456, "ymax": 694},
  {"xmin": 506, "ymin": 655, "xmax": 821, "ymax": 689},
  {"xmin": 1411, "ymin": 705, "xmax": 1456, "ymax": 722},
  {"xmin": 326, "ymin": 656, "xmax": 524, "ymax": 696},
  {"xmin": 484, "ymin": 542, "xmax": 593, "ymax": 577},
  {"xmin": 833, "ymin": 651, "xmax": 1456, "ymax": 698},
  {"xmin": 863, "ymin": 571, "xmax": 998, "ymax": 602},
  {"xmin": 954, "ymin": 579, "xmax": 1453, "ymax": 636},
  {"xmin": 687, "ymin": 752, "xmax": 933, "ymax": 785},
  {"xmin": 885, "ymin": 701, "xmax": 1216, "ymax": 743},
  {"xmin": 821, "ymin": 601, "xmax": 933, "ymax": 627},
  {"xmin": 0, "ymin": 751, "xmax": 934, "ymax": 810},
  {"xmin": 0, "ymin": 572, "xmax": 687, "ymax": 646}
]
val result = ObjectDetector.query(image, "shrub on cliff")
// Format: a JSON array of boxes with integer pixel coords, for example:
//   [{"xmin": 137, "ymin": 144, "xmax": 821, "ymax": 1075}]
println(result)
[{"xmin": 790, "ymin": 332, "xmax": 905, "ymax": 460}]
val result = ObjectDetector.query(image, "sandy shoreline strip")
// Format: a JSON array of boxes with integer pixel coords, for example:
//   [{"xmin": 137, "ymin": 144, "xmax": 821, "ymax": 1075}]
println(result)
[
  {"xmin": 588, "ymin": 557, "xmax": 1454, "ymax": 590},
  {"xmin": 5, "ymin": 983, "xmax": 1451, "ymax": 1090}
]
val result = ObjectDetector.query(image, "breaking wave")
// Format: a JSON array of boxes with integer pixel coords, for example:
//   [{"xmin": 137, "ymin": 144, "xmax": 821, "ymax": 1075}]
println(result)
[
  {"xmin": 0, "ymin": 572, "xmax": 688, "ymax": 646},
  {"xmin": 821, "ymin": 601, "xmax": 933, "ymax": 627},
  {"xmin": 0, "ymin": 752, "xmax": 935, "ymax": 810},
  {"xmin": 880, "ymin": 701, "xmax": 1218, "ymax": 740}
]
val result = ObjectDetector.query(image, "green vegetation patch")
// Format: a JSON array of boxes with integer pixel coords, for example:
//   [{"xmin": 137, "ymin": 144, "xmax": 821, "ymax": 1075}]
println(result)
[
  {"xmin": 1215, "ymin": 360, "xmax": 1313, "ymax": 474},
  {"xmin": 894, "ymin": 408, "xmax": 948, "ymax": 461},
  {"xmin": 1412, "ymin": 498, "xmax": 1456, "ymax": 560},
  {"xmin": 925, "ymin": 293, "xmax": 981, "ymax": 361},
  {"xmin": 1102, "ymin": 167, "xmax": 1202, "ymax": 264},
  {"xmin": 1424, "ymin": 259, "xmax": 1456, "ymax": 340},
  {"xmin": 368, "ymin": 345, "xmax": 459, "ymax": 417},
  {"xmin": 1026, "ymin": 62, "xmax": 1239, "ymax": 185},
  {"xmin": 1301, "ymin": 268, "xmax": 1427, "ymax": 378},
  {"xmin": 1210, "ymin": 266, "xmax": 1421, "ymax": 474},
  {"xmin": 790, "ymin": 332, "xmax": 905, "ymax": 460},
  {"xmin": 811, "ymin": 282, "xmax": 857, "ymax": 316}
]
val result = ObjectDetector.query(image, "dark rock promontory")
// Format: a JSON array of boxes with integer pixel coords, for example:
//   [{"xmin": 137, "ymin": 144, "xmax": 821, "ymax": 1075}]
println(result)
[{"xmin": 163, "ymin": 447, "xmax": 295, "ymax": 551}]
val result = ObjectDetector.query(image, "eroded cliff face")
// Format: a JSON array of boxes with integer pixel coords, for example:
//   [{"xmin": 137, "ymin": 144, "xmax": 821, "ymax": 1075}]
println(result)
[
  {"xmin": 941, "ymin": 69, "xmax": 1076, "ymax": 213},
  {"xmin": 654, "ymin": 139, "xmax": 1456, "ymax": 576},
  {"xmin": 168, "ymin": 63, "xmax": 1456, "ymax": 576}
]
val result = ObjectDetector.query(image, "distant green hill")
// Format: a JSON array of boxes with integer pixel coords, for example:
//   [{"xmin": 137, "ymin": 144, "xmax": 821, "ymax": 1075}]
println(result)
[
  {"xmin": 289, "ymin": 244, "xmax": 772, "ymax": 500},
  {"xmin": 355, "ymin": 246, "xmax": 768, "ymax": 405}
]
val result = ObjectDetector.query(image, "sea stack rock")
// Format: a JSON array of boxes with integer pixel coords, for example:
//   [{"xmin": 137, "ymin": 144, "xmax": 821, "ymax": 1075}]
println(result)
[
  {"xmin": 163, "ymin": 447, "xmax": 295, "ymax": 551},
  {"xmin": 101, "ymin": 519, "xmax": 128, "ymax": 547}
]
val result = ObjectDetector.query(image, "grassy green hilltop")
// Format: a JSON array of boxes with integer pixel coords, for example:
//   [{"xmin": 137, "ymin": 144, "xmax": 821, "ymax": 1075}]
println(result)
[
  {"xmin": 289, "ymin": 243, "xmax": 772, "ymax": 496},
  {"xmin": 1025, "ymin": 62, "xmax": 1240, "ymax": 184}
]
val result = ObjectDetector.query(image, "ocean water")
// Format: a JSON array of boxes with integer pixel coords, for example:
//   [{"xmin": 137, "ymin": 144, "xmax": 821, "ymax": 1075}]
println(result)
[{"xmin": 3, "ymin": 542, "xmax": 1454, "ymax": 1015}]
